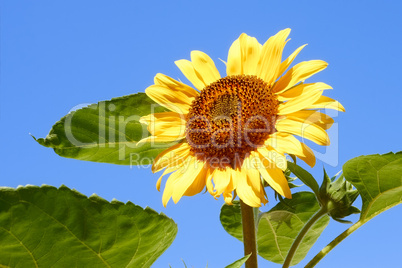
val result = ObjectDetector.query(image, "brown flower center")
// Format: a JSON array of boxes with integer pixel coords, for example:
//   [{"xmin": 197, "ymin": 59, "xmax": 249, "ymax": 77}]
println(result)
[{"xmin": 186, "ymin": 75, "xmax": 279, "ymax": 168}]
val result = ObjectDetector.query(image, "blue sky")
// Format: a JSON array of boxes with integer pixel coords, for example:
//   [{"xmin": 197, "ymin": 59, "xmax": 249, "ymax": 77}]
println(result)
[{"xmin": 1, "ymin": 1, "xmax": 402, "ymax": 267}]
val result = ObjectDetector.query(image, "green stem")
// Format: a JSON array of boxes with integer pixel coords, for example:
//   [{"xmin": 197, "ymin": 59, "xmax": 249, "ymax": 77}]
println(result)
[
  {"xmin": 240, "ymin": 200, "xmax": 258, "ymax": 268},
  {"xmin": 304, "ymin": 220, "xmax": 364, "ymax": 268},
  {"xmin": 282, "ymin": 206, "xmax": 327, "ymax": 268}
]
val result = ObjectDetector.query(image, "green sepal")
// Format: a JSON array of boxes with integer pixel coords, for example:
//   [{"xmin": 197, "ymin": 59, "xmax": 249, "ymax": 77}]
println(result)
[
  {"xmin": 287, "ymin": 161, "xmax": 320, "ymax": 196},
  {"xmin": 318, "ymin": 168, "xmax": 360, "ymax": 222}
]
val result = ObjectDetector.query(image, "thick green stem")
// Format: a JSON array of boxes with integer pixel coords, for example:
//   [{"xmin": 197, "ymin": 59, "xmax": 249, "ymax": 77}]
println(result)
[
  {"xmin": 304, "ymin": 220, "xmax": 363, "ymax": 268},
  {"xmin": 282, "ymin": 206, "xmax": 327, "ymax": 268},
  {"xmin": 240, "ymin": 200, "xmax": 258, "ymax": 268}
]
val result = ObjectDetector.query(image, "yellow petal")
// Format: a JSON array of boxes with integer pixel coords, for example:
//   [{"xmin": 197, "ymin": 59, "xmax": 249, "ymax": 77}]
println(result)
[
  {"xmin": 276, "ymin": 118, "xmax": 330, "ymax": 146},
  {"xmin": 264, "ymin": 164, "xmax": 292, "ymax": 199},
  {"xmin": 156, "ymin": 172, "xmax": 165, "ymax": 191},
  {"xmin": 257, "ymin": 28, "xmax": 291, "ymax": 85},
  {"xmin": 243, "ymin": 159, "xmax": 269, "ymax": 205},
  {"xmin": 277, "ymin": 87, "xmax": 323, "ymax": 115},
  {"xmin": 258, "ymin": 187, "xmax": 268, "ymax": 205},
  {"xmin": 273, "ymin": 60, "xmax": 328, "ymax": 93},
  {"xmin": 137, "ymin": 136, "xmax": 182, "ymax": 145},
  {"xmin": 184, "ymin": 162, "xmax": 209, "ymax": 196},
  {"xmin": 175, "ymin": 59, "xmax": 207, "ymax": 91},
  {"xmin": 242, "ymin": 157, "xmax": 263, "ymax": 194},
  {"xmin": 137, "ymin": 112, "xmax": 186, "ymax": 145},
  {"xmin": 307, "ymin": 96, "xmax": 345, "ymax": 112},
  {"xmin": 191, "ymin": 51, "xmax": 221, "ymax": 86},
  {"xmin": 285, "ymin": 110, "xmax": 334, "ymax": 130},
  {"xmin": 156, "ymin": 165, "xmax": 180, "ymax": 191},
  {"xmin": 266, "ymin": 133, "xmax": 316, "ymax": 167},
  {"xmin": 235, "ymin": 167, "xmax": 263, "ymax": 207},
  {"xmin": 213, "ymin": 167, "xmax": 232, "ymax": 195},
  {"xmin": 162, "ymin": 166, "xmax": 184, "ymax": 207},
  {"xmin": 223, "ymin": 191, "xmax": 233, "ymax": 205},
  {"xmin": 277, "ymin": 82, "xmax": 332, "ymax": 101},
  {"xmin": 154, "ymin": 73, "xmax": 199, "ymax": 99},
  {"xmin": 152, "ymin": 142, "xmax": 191, "ymax": 173},
  {"xmin": 226, "ymin": 38, "xmax": 242, "ymax": 75},
  {"xmin": 239, "ymin": 33, "xmax": 262, "ymax": 75},
  {"xmin": 228, "ymin": 168, "xmax": 239, "ymax": 192},
  {"xmin": 172, "ymin": 157, "xmax": 205, "ymax": 203},
  {"xmin": 206, "ymin": 168, "xmax": 217, "ymax": 197},
  {"xmin": 252, "ymin": 152, "xmax": 291, "ymax": 198},
  {"xmin": 278, "ymin": 44, "xmax": 307, "ymax": 77},
  {"xmin": 139, "ymin": 112, "xmax": 186, "ymax": 137},
  {"xmin": 222, "ymin": 168, "xmax": 239, "ymax": 205},
  {"xmin": 257, "ymin": 146, "xmax": 287, "ymax": 171},
  {"xmin": 145, "ymin": 84, "xmax": 193, "ymax": 114}
]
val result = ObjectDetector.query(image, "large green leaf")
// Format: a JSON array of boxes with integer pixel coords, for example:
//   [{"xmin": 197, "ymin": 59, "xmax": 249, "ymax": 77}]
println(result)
[
  {"xmin": 220, "ymin": 192, "xmax": 329, "ymax": 265},
  {"xmin": 0, "ymin": 185, "xmax": 177, "ymax": 267},
  {"xmin": 34, "ymin": 93, "xmax": 175, "ymax": 165},
  {"xmin": 343, "ymin": 152, "xmax": 402, "ymax": 221},
  {"xmin": 257, "ymin": 192, "xmax": 329, "ymax": 265}
]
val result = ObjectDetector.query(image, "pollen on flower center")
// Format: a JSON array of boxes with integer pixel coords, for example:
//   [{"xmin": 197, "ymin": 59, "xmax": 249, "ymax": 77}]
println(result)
[{"xmin": 186, "ymin": 75, "xmax": 279, "ymax": 167}]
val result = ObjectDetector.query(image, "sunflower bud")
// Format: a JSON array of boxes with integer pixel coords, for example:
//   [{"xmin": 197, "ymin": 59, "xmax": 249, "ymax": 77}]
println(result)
[{"xmin": 318, "ymin": 169, "xmax": 360, "ymax": 223}]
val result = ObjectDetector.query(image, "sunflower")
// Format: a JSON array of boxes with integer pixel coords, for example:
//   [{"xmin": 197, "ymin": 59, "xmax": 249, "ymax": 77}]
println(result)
[{"xmin": 139, "ymin": 29, "xmax": 344, "ymax": 207}]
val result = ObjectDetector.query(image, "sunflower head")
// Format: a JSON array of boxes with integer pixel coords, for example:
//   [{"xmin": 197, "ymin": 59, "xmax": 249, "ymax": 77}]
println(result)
[
  {"xmin": 186, "ymin": 75, "xmax": 279, "ymax": 168},
  {"xmin": 140, "ymin": 29, "xmax": 345, "ymax": 207}
]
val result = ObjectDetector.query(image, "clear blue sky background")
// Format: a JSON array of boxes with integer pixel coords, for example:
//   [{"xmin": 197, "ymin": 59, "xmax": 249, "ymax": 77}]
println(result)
[{"xmin": 1, "ymin": 1, "xmax": 402, "ymax": 267}]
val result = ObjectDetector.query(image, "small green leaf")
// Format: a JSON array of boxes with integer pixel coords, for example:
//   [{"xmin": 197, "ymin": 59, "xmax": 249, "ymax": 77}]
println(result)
[
  {"xmin": 220, "ymin": 201, "xmax": 245, "ymax": 241},
  {"xmin": 257, "ymin": 192, "xmax": 329, "ymax": 265},
  {"xmin": 343, "ymin": 151, "xmax": 402, "ymax": 221},
  {"xmin": 0, "ymin": 185, "xmax": 177, "ymax": 267},
  {"xmin": 34, "ymin": 93, "xmax": 175, "ymax": 165},
  {"xmin": 287, "ymin": 162, "xmax": 320, "ymax": 196},
  {"xmin": 224, "ymin": 254, "xmax": 251, "ymax": 268}
]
